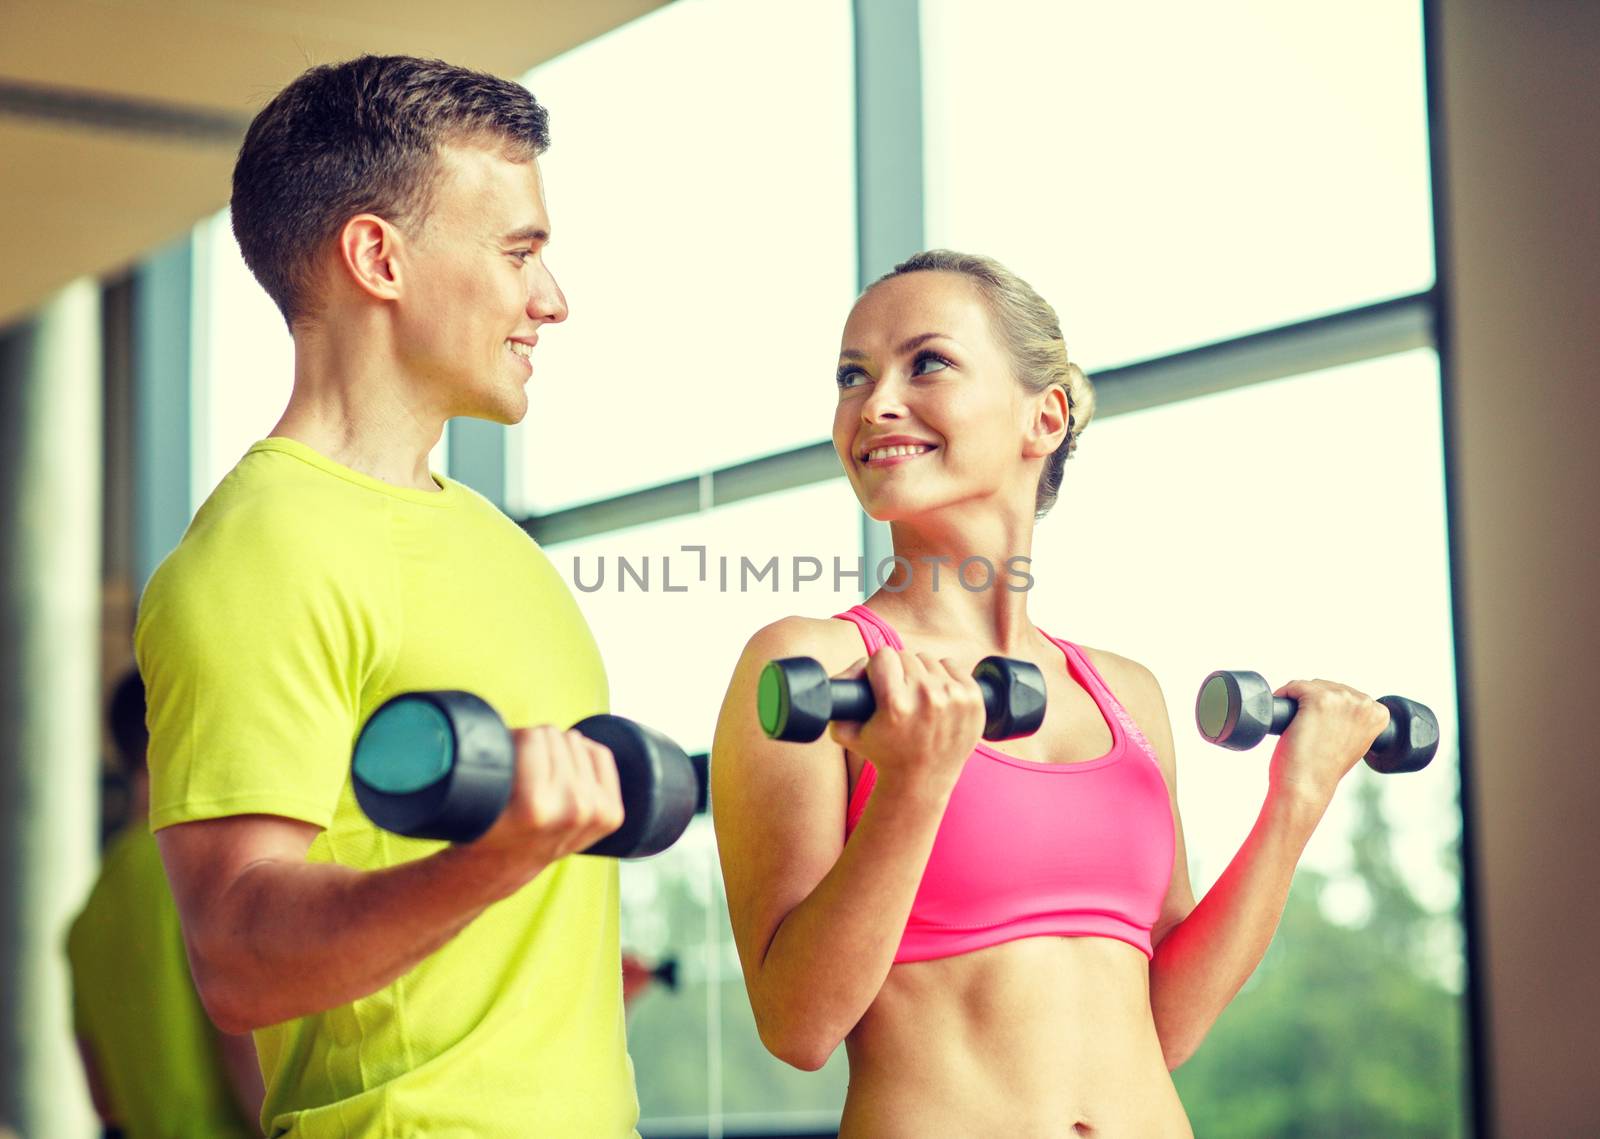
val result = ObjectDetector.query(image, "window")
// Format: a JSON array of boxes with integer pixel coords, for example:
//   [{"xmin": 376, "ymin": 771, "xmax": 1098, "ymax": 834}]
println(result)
[
  {"xmin": 1033, "ymin": 349, "xmax": 1466, "ymax": 1131},
  {"xmin": 511, "ymin": 0, "xmax": 857, "ymax": 514},
  {"xmin": 190, "ymin": 210, "xmax": 447, "ymax": 507},
  {"xmin": 191, "ymin": 210, "xmax": 294, "ymax": 504},
  {"xmin": 548, "ymin": 479, "xmax": 862, "ymax": 1130},
  {"xmin": 921, "ymin": 0, "xmax": 1435, "ymax": 369}
]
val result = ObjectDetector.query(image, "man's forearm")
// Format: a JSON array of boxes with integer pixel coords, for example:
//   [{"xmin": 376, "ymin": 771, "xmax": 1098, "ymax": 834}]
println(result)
[
  {"xmin": 75, "ymin": 1036, "xmax": 118, "ymax": 1124},
  {"xmin": 1148, "ymin": 788, "xmax": 1327, "ymax": 1068},
  {"xmin": 215, "ymin": 1027, "xmax": 265, "ymax": 1125},
  {"xmin": 196, "ymin": 842, "xmax": 540, "ymax": 1032}
]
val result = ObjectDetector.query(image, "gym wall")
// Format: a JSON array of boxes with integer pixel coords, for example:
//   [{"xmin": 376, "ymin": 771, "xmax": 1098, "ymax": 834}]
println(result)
[{"xmin": 1435, "ymin": 1, "xmax": 1600, "ymax": 1133}]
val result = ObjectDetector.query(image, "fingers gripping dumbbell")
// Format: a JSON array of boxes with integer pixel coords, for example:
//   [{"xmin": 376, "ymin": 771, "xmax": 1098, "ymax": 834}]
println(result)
[
  {"xmin": 350, "ymin": 691, "xmax": 700, "ymax": 858},
  {"xmin": 757, "ymin": 656, "xmax": 1048, "ymax": 743},
  {"xmin": 1195, "ymin": 670, "xmax": 1439, "ymax": 774}
]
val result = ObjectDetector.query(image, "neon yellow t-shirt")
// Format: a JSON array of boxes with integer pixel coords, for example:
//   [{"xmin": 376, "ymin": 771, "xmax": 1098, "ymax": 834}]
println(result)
[
  {"xmin": 135, "ymin": 437, "xmax": 639, "ymax": 1138},
  {"xmin": 67, "ymin": 823, "xmax": 256, "ymax": 1139}
]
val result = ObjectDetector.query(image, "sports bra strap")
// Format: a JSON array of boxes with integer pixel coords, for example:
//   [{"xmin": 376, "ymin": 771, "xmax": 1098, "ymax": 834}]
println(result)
[
  {"xmin": 830, "ymin": 606, "xmax": 892, "ymax": 832},
  {"xmin": 1044, "ymin": 631, "xmax": 1159, "ymax": 762},
  {"xmin": 833, "ymin": 604, "xmax": 903, "ymax": 652}
]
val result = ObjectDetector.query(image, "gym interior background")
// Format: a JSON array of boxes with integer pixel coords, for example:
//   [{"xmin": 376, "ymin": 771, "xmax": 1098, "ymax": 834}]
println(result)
[{"xmin": 2, "ymin": 0, "xmax": 1596, "ymax": 1136}]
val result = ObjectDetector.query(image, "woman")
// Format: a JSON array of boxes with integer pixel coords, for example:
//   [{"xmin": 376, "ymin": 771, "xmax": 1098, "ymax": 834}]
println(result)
[{"xmin": 710, "ymin": 250, "xmax": 1391, "ymax": 1137}]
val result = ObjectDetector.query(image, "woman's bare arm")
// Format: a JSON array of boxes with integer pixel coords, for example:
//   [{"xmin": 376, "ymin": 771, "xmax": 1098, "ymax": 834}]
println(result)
[
  {"xmin": 712, "ymin": 617, "xmax": 976, "ymax": 1070},
  {"xmin": 1136, "ymin": 668, "xmax": 1387, "ymax": 1068}
]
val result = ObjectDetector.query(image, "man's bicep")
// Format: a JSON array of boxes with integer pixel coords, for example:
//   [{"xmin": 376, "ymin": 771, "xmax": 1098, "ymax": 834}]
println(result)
[
  {"xmin": 137, "ymin": 545, "xmax": 362, "ymax": 834},
  {"xmin": 156, "ymin": 814, "xmax": 321, "ymax": 942}
]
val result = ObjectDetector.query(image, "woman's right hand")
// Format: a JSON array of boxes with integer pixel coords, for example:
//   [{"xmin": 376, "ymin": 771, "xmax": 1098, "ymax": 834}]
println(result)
[{"xmin": 827, "ymin": 649, "xmax": 987, "ymax": 803}]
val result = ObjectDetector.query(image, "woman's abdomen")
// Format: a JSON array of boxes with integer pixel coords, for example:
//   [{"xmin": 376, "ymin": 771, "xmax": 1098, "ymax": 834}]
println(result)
[{"xmin": 839, "ymin": 935, "xmax": 1193, "ymax": 1138}]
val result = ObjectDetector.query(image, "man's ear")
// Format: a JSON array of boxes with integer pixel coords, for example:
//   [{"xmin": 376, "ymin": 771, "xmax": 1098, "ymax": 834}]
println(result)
[
  {"xmin": 337, "ymin": 214, "xmax": 405, "ymax": 303},
  {"xmin": 1023, "ymin": 384, "xmax": 1070, "ymax": 459}
]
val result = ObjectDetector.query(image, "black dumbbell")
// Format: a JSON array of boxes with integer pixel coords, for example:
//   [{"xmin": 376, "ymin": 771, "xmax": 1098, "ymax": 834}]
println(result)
[
  {"xmin": 650, "ymin": 957, "xmax": 679, "ymax": 992},
  {"xmin": 351, "ymin": 691, "xmax": 699, "ymax": 858},
  {"xmin": 758, "ymin": 656, "xmax": 1047, "ymax": 743},
  {"xmin": 1195, "ymin": 670, "xmax": 1439, "ymax": 774}
]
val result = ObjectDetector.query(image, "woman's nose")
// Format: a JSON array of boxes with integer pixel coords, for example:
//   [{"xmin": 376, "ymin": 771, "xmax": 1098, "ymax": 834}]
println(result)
[{"xmin": 860, "ymin": 375, "xmax": 907, "ymax": 422}]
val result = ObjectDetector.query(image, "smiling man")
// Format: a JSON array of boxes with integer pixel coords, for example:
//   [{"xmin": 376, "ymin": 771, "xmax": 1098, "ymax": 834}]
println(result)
[{"xmin": 134, "ymin": 56, "xmax": 640, "ymax": 1136}]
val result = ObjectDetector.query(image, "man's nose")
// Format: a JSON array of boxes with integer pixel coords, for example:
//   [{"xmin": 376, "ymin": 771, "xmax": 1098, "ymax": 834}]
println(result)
[{"xmin": 528, "ymin": 263, "xmax": 569, "ymax": 324}]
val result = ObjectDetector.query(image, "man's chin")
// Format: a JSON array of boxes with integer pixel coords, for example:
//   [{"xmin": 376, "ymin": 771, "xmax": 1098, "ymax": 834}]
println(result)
[{"xmin": 456, "ymin": 394, "xmax": 528, "ymax": 427}]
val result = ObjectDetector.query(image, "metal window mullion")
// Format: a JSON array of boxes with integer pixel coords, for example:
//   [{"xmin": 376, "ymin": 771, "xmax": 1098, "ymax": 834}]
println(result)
[
  {"xmin": 132, "ymin": 235, "xmax": 196, "ymax": 591},
  {"xmin": 519, "ymin": 292, "xmax": 1436, "ymax": 546},
  {"xmin": 852, "ymin": 0, "xmax": 924, "ymax": 591},
  {"xmin": 447, "ymin": 419, "xmax": 507, "ymax": 512}
]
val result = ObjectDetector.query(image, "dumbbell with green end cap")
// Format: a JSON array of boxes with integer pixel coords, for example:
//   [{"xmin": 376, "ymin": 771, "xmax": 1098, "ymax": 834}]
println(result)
[
  {"xmin": 758, "ymin": 656, "xmax": 1048, "ymax": 743},
  {"xmin": 1195, "ymin": 670, "xmax": 1439, "ymax": 774},
  {"xmin": 351, "ymin": 691, "xmax": 700, "ymax": 857}
]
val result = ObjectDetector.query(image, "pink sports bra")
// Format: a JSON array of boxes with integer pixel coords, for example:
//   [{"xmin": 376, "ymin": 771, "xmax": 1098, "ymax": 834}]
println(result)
[{"xmin": 836, "ymin": 604, "xmax": 1175, "ymax": 963}]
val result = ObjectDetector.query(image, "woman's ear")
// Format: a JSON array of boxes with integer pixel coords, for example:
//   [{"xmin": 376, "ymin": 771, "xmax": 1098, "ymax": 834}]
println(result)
[{"xmin": 1023, "ymin": 384, "xmax": 1070, "ymax": 459}]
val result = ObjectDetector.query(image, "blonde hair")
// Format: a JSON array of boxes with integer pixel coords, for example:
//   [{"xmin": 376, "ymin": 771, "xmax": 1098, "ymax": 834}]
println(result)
[{"xmin": 872, "ymin": 250, "xmax": 1095, "ymax": 518}]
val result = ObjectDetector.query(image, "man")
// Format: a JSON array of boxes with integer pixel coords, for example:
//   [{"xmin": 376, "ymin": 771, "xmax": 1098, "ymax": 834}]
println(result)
[
  {"xmin": 136, "ymin": 55, "xmax": 637, "ymax": 1136},
  {"xmin": 67, "ymin": 671, "xmax": 264, "ymax": 1139}
]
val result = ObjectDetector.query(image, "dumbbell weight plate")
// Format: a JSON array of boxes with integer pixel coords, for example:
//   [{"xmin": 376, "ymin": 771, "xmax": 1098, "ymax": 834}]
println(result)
[
  {"xmin": 352, "ymin": 691, "xmax": 514, "ymax": 843},
  {"xmin": 1196, "ymin": 670, "xmax": 1277, "ymax": 751},
  {"xmin": 574, "ymin": 714, "xmax": 700, "ymax": 859}
]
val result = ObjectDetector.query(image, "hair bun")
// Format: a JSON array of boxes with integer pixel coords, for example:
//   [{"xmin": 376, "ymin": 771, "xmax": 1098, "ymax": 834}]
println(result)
[{"xmin": 1064, "ymin": 360, "xmax": 1095, "ymax": 453}]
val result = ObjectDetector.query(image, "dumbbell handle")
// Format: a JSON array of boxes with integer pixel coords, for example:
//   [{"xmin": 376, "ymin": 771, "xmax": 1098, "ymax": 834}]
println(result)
[
  {"xmin": 1261, "ymin": 693, "xmax": 1423, "ymax": 759},
  {"xmin": 760, "ymin": 655, "xmax": 1046, "ymax": 743},
  {"xmin": 828, "ymin": 673, "xmax": 1008, "ymax": 737}
]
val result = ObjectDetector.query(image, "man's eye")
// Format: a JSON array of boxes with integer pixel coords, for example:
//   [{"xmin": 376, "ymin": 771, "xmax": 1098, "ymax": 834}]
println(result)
[{"xmin": 509, "ymin": 250, "xmax": 533, "ymax": 263}]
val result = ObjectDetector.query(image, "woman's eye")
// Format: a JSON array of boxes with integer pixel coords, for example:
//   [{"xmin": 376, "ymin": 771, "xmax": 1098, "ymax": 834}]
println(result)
[
  {"xmin": 836, "ymin": 367, "xmax": 869, "ymax": 390},
  {"xmin": 913, "ymin": 353, "xmax": 950, "ymax": 376}
]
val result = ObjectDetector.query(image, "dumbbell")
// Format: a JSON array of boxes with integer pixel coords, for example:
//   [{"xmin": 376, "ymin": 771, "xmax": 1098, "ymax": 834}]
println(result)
[
  {"xmin": 1195, "ymin": 670, "xmax": 1439, "ymax": 774},
  {"xmin": 758, "ymin": 656, "xmax": 1047, "ymax": 743},
  {"xmin": 351, "ymin": 691, "xmax": 699, "ymax": 858},
  {"xmin": 649, "ymin": 957, "xmax": 679, "ymax": 991},
  {"xmin": 636, "ymin": 957, "xmax": 679, "ymax": 992}
]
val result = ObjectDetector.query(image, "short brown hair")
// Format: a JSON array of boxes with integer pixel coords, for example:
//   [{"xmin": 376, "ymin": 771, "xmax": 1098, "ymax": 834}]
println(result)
[
  {"xmin": 231, "ymin": 54, "xmax": 552, "ymax": 326},
  {"xmin": 872, "ymin": 250, "xmax": 1097, "ymax": 519},
  {"xmin": 107, "ymin": 670, "xmax": 147, "ymax": 775}
]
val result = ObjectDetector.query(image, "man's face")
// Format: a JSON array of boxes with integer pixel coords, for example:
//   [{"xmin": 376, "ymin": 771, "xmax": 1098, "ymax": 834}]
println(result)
[{"xmin": 397, "ymin": 144, "xmax": 567, "ymax": 424}]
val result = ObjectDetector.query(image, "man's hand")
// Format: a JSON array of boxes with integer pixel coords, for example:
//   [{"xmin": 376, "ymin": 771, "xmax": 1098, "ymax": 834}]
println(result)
[{"xmin": 157, "ymin": 721, "xmax": 624, "ymax": 1034}]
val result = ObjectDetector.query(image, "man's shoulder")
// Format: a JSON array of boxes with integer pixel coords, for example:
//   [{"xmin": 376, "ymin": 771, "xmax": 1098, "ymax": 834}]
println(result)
[
  {"xmin": 157, "ymin": 452, "xmax": 388, "ymax": 582},
  {"xmin": 200, "ymin": 448, "xmax": 388, "ymax": 542}
]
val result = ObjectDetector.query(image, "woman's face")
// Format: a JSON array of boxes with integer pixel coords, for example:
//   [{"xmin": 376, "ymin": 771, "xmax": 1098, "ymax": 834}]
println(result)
[{"xmin": 833, "ymin": 270, "xmax": 1043, "ymax": 523}]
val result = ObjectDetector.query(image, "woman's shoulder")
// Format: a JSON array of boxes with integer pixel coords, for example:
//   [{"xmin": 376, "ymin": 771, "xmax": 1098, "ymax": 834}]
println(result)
[
  {"xmin": 740, "ymin": 610, "xmax": 872, "ymax": 674},
  {"xmin": 1072, "ymin": 641, "xmax": 1154, "ymax": 686},
  {"xmin": 1068, "ymin": 641, "xmax": 1167, "ymax": 714}
]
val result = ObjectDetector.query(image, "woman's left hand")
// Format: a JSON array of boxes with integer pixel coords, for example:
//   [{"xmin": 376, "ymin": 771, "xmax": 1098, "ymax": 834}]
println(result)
[{"xmin": 1267, "ymin": 679, "xmax": 1393, "ymax": 807}]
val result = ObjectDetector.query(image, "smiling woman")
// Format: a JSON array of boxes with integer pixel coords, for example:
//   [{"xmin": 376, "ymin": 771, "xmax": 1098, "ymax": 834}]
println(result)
[
  {"xmin": 836, "ymin": 250, "xmax": 1097, "ymax": 520},
  {"xmin": 713, "ymin": 250, "xmax": 1208, "ymax": 1137},
  {"xmin": 711, "ymin": 244, "xmax": 1412, "ymax": 1136}
]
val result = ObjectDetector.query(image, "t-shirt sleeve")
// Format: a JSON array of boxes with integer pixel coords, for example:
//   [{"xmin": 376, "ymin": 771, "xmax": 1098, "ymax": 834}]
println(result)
[{"xmin": 135, "ymin": 519, "xmax": 379, "ymax": 832}]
